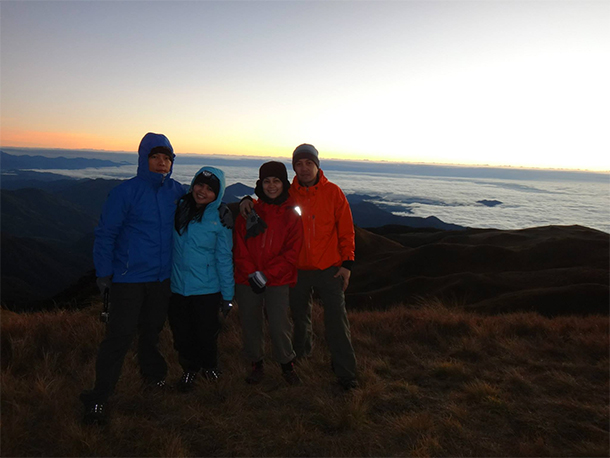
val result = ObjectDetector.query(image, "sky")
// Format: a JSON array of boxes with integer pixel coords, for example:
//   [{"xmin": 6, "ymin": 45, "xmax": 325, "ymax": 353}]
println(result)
[{"xmin": 1, "ymin": 0, "xmax": 609, "ymax": 171}]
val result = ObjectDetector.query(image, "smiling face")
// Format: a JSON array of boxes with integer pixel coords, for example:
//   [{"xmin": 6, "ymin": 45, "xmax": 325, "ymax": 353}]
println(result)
[
  {"xmin": 262, "ymin": 176, "xmax": 284, "ymax": 200},
  {"xmin": 192, "ymin": 183, "xmax": 216, "ymax": 207},
  {"xmin": 148, "ymin": 153, "xmax": 172, "ymax": 174},
  {"xmin": 294, "ymin": 158, "xmax": 319, "ymax": 187}
]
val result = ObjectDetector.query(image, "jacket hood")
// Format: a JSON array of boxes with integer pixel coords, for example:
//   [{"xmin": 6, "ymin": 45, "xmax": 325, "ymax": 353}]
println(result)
[
  {"xmin": 190, "ymin": 166, "xmax": 226, "ymax": 214},
  {"xmin": 137, "ymin": 132, "xmax": 175, "ymax": 183}
]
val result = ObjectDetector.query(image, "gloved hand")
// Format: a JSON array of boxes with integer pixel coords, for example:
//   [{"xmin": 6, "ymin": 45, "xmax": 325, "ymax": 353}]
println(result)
[
  {"xmin": 221, "ymin": 300, "xmax": 233, "ymax": 318},
  {"xmin": 96, "ymin": 276, "xmax": 112, "ymax": 296},
  {"xmin": 218, "ymin": 203, "xmax": 234, "ymax": 229},
  {"xmin": 248, "ymin": 271, "xmax": 267, "ymax": 294},
  {"xmin": 245, "ymin": 209, "xmax": 267, "ymax": 239},
  {"xmin": 239, "ymin": 196, "xmax": 254, "ymax": 219}
]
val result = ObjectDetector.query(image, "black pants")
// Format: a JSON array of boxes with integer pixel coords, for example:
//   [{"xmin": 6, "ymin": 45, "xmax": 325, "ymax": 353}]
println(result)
[
  {"xmin": 81, "ymin": 280, "xmax": 171, "ymax": 405},
  {"xmin": 168, "ymin": 292, "xmax": 222, "ymax": 372}
]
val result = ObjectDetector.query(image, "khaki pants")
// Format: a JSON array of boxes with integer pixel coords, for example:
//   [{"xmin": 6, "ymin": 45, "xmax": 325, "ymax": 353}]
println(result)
[
  {"xmin": 289, "ymin": 266, "xmax": 357, "ymax": 380},
  {"xmin": 236, "ymin": 284, "xmax": 296, "ymax": 365}
]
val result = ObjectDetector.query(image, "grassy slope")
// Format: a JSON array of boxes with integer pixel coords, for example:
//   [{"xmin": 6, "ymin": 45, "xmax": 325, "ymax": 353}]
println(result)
[{"xmin": 1, "ymin": 301, "xmax": 608, "ymax": 457}]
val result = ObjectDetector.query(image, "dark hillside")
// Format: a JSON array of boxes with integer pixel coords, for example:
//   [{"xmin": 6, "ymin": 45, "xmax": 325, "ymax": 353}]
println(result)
[
  {"xmin": 1, "ymin": 233, "xmax": 93, "ymax": 305},
  {"xmin": 349, "ymin": 225, "xmax": 609, "ymax": 316},
  {"xmin": 1, "ymin": 188, "xmax": 98, "ymax": 241}
]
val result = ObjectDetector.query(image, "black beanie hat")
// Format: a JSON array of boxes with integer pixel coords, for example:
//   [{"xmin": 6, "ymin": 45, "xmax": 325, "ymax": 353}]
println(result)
[
  {"xmin": 255, "ymin": 161, "xmax": 291, "ymax": 203},
  {"xmin": 292, "ymin": 144, "xmax": 319, "ymax": 169},
  {"xmin": 193, "ymin": 170, "xmax": 220, "ymax": 197},
  {"xmin": 259, "ymin": 161, "xmax": 289, "ymax": 182},
  {"xmin": 148, "ymin": 146, "xmax": 175, "ymax": 162}
]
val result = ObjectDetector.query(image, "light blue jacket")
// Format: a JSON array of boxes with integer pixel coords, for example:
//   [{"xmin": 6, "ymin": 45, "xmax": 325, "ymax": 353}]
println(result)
[
  {"xmin": 93, "ymin": 133, "xmax": 185, "ymax": 283},
  {"xmin": 170, "ymin": 166, "xmax": 234, "ymax": 301}
]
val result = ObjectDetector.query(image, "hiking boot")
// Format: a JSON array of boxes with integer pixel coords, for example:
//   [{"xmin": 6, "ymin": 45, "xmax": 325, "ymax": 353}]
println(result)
[
  {"xmin": 176, "ymin": 372, "xmax": 197, "ymax": 392},
  {"xmin": 144, "ymin": 379, "xmax": 167, "ymax": 392},
  {"xmin": 82, "ymin": 403, "xmax": 107, "ymax": 426},
  {"xmin": 246, "ymin": 360, "xmax": 264, "ymax": 385},
  {"xmin": 338, "ymin": 378, "xmax": 359, "ymax": 391},
  {"xmin": 281, "ymin": 360, "xmax": 301, "ymax": 386},
  {"xmin": 202, "ymin": 369, "xmax": 221, "ymax": 381},
  {"xmin": 282, "ymin": 369, "xmax": 302, "ymax": 386}
]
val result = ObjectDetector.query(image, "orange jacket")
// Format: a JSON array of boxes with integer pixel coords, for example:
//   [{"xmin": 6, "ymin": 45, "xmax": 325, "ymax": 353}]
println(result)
[{"xmin": 289, "ymin": 169, "xmax": 355, "ymax": 271}]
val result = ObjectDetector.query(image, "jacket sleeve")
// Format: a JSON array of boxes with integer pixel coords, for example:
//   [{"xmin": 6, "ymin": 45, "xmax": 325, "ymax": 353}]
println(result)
[
  {"xmin": 93, "ymin": 186, "xmax": 130, "ymax": 278},
  {"xmin": 215, "ymin": 224, "xmax": 235, "ymax": 301},
  {"xmin": 263, "ymin": 210, "xmax": 304, "ymax": 281},
  {"xmin": 333, "ymin": 187, "xmax": 356, "ymax": 263},
  {"xmin": 233, "ymin": 216, "xmax": 258, "ymax": 279}
]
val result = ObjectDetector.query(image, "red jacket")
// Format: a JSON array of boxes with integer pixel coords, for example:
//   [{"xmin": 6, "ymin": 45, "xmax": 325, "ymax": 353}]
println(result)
[
  {"xmin": 290, "ymin": 169, "xmax": 355, "ymax": 271},
  {"xmin": 233, "ymin": 197, "xmax": 303, "ymax": 287}
]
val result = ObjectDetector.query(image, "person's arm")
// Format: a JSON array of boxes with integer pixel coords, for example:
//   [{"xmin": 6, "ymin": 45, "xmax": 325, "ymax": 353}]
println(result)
[
  {"xmin": 215, "ymin": 224, "xmax": 235, "ymax": 302},
  {"xmin": 262, "ymin": 209, "xmax": 303, "ymax": 281},
  {"xmin": 93, "ymin": 187, "xmax": 129, "ymax": 279},
  {"xmin": 233, "ymin": 215, "xmax": 258, "ymax": 278},
  {"xmin": 332, "ymin": 188, "xmax": 355, "ymax": 291},
  {"xmin": 239, "ymin": 196, "xmax": 254, "ymax": 219}
]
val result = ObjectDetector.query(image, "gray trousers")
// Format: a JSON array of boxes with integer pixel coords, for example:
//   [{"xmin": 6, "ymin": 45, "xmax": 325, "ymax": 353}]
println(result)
[
  {"xmin": 289, "ymin": 267, "xmax": 357, "ymax": 380},
  {"xmin": 236, "ymin": 284, "xmax": 296, "ymax": 365}
]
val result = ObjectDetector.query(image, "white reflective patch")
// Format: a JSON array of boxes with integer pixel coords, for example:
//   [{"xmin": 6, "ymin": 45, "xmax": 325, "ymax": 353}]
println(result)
[{"xmin": 294, "ymin": 206, "xmax": 302, "ymax": 216}]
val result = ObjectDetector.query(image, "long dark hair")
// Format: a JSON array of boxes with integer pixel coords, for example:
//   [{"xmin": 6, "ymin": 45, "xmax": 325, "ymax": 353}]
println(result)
[{"xmin": 174, "ymin": 193, "xmax": 206, "ymax": 235}]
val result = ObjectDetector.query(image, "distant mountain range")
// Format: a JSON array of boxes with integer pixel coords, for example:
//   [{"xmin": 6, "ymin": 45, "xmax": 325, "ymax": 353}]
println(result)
[
  {"xmin": 2, "ymin": 159, "xmax": 606, "ymax": 316},
  {"xmin": 1, "ymin": 150, "xmax": 129, "ymax": 170}
]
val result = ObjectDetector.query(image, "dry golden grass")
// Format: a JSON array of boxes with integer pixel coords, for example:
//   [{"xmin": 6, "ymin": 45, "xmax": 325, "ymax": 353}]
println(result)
[{"xmin": 1, "ymin": 299, "xmax": 608, "ymax": 457}]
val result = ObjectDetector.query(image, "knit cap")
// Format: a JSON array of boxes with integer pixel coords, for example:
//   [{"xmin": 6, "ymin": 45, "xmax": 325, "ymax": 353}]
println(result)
[
  {"xmin": 193, "ymin": 170, "xmax": 220, "ymax": 197},
  {"xmin": 148, "ymin": 146, "xmax": 175, "ymax": 162},
  {"xmin": 255, "ymin": 161, "xmax": 291, "ymax": 203},
  {"xmin": 292, "ymin": 144, "xmax": 320, "ymax": 169}
]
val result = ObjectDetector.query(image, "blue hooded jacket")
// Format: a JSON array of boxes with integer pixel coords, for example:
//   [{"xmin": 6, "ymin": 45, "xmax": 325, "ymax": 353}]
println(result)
[
  {"xmin": 170, "ymin": 166, "xmax": 234, "ymax": 301},
  {"xmin": 93, "ymin": 133, "xmax": 185, "ymax": 283}
]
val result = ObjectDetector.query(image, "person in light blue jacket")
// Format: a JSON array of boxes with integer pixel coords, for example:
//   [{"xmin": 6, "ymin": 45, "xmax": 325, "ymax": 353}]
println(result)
[
  {"xmin": 81, "ymin": 132, "xmax": 185, "ymax": 425},
  {"xmin": 169, "ymin": 166, "xmax": 235, "ymax": 392}
]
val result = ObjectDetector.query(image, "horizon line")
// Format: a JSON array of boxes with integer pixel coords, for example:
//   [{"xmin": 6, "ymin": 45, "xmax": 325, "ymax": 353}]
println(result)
[{"xmin": 1, "ymin": 145, "xmax": 608, "ymax": 175}]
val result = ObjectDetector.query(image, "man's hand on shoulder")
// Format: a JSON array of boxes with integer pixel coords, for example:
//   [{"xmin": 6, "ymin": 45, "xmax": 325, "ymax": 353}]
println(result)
[
  {"xmin": 239, "ymin": 197, "xmax": 254, "ymax": 219},
  {"xmin": 218, "ymin": 203, "xmax": 234, "ymax": 229}
]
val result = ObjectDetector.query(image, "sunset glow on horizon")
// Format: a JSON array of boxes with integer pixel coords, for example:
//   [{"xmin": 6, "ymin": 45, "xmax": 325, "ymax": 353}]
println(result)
[{"xmin": 1, "ymin": 1, "xmax": 608, "ymax": 172}]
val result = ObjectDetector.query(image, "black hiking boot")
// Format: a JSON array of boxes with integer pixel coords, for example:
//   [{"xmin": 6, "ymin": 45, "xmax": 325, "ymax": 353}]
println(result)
[
  {"xmin": 246, "ymin": 360, "xmax": 264, "ymax": 385},
  {"xmin": 82, "ymin": 403, "xmax": 107, "ymax": 426},
  {"xmin": 338, "ymin": 377, "xmax": 359, "ymax": 391},
  {"xmin": 281, "ymin": 360, "xmax": 301, "ymax": 386},
  {"xmin": 176, "ymin": 372, "xmax": 197, "ymax": 392},
  {"xmin": 202, "ymin": 368, "xmax": 221, "ymax": 381}
]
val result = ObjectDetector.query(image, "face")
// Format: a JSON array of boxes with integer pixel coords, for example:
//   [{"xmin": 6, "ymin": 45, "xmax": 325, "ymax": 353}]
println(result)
[
  {"xmin": 148, "ymin": 153, "xmax": 172, "ymax": 174},
  {"xmin": 192, "ymin": 183, "xmax": 216, "ymax": 207},
  {"xmin": 294, "ymin": 159, "xmax": 319, "ymax": 187},
  {"xmin": 262, "ymin": 177, "xmax": 283, "ymax": 199}
]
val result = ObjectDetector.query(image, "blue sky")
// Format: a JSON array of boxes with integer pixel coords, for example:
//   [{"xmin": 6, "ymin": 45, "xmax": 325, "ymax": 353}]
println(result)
[{"xmin": 1, "ymin": 0, "xmax": 608, "ymax": 171}]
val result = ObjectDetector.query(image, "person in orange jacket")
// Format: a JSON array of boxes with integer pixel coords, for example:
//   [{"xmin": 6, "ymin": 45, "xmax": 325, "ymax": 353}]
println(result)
[
  {"xmin": 241, "ymin": 145, "xmax": 358, "ymax": 390},
  {"xmin": 234, "ymin": 161, "xmax": 303, "ymax": 385}
]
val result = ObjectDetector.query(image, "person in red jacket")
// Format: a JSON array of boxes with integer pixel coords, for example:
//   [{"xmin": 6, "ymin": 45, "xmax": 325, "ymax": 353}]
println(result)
[
  {"xmin": 240, "ymin": 145, "xmax": 358, "ymax": 391},
  {"xmin": 233, "ymin": 161, "xmax": 303, "ymax": 385}
]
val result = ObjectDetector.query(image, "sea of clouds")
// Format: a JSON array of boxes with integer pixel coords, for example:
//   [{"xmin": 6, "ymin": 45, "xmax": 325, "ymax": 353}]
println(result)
[{"xmin": 37, "ymin": 162, "xmax": 610, "ymax": 233}]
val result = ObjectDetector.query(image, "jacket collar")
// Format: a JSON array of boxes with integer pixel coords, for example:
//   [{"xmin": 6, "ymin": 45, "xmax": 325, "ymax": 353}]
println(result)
[{"xmin": 292, "ymin": 169, "xmax": 328, "ymax": 194}]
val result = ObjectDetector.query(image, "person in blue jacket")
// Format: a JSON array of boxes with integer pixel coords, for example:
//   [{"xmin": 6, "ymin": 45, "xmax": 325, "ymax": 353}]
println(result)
[
  {"xmin": 169, "ymin": 166, "xmax": 235, "ymax": 392},
  {"xmin": 80, "ymin": 132, "xmax": 185, "ymax": 425}
]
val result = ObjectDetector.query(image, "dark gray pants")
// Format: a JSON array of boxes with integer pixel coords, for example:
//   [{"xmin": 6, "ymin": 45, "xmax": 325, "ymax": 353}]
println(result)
[
  {"xmin": 236, "ymin": 284, "xmax": 296, "ymax": 365},
  {"xmin": 80, "ymin": 280, "xmax": 171, "ymax": 405},
  {"xmin": 289, "ymin": 267, "xmax": 357, "ymax": 380}
]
